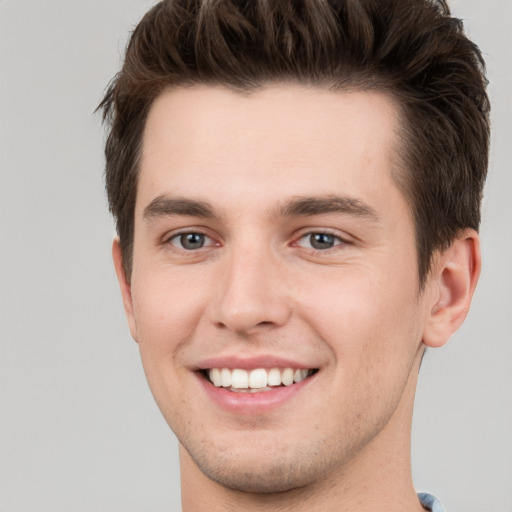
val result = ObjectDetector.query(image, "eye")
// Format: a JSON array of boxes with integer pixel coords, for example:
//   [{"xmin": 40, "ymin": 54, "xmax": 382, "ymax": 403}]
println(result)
[
  {"xmin": 169, "ymin": 232, "xmax": 214, "ymax": 250},
  {"xmin": 297, "ymin": 232, "xmax": 344, "ymax": 250}
]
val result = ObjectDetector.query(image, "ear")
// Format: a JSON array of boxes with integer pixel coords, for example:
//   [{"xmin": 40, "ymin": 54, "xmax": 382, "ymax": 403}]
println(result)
[
  {"xmin": 422, "ymin": 229, "xmax": 481, "ymax": 348},
  {"xmin": 112, "ymin": 238, "xmax": 138, "ymax": 341}
]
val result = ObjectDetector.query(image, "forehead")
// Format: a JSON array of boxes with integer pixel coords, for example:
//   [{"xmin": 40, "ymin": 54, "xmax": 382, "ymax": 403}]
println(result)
[{"xmin": 138, "ymin": 84, "xmax": 404, "ymax": 215}]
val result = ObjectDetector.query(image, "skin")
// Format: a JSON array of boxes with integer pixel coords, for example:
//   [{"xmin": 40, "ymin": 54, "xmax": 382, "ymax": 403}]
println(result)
[{"xmin": 113, "ymin": 85, "xmax": 481, "ymax": 511}]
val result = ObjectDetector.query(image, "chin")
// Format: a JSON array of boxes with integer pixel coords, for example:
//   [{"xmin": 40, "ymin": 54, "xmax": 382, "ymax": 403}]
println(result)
[
  {"xmin": 180, "ymin": 430, "xmax": 352, "ymax": 495},
  {"xmin": 191, "ymin": 451, "xmax": 321, "ymax": 494}
]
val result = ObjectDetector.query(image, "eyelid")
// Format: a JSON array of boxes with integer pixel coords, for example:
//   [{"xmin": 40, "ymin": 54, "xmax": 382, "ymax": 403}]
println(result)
[
  {"xmin": 171, "ymin": 233, "xmax": 213, "ymax": 249},
  {"xmin": 163, "ymin": 227, "xmax": 220, "ymax": 250},
  {"xmin": 292, "ymin": 229, "xmax": 352, "ymax": 250}
]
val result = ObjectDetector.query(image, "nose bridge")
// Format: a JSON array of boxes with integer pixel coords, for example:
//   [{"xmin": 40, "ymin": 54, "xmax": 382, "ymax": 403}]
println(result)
[{"xmin": 212, "ymin": 237, "xmax": 290, "ymax": 334}]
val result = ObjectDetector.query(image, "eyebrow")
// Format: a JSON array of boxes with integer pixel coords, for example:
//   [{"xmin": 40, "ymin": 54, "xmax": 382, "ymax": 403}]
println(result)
[
  {"xmin": 142, "ymin": 194, "xmax": 379, "ymax": 222},
  {"xmin": 143, "ymin": 196, "xmax": 216, "ymax": 220},
  {"xmin": 277, "ymin": 195, "xmax": 380, "ymax": 222}
]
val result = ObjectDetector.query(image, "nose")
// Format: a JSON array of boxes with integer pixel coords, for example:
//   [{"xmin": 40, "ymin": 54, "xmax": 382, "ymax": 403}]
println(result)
[{"xmin": 210, "ymin": 243, "xmax": 292, "ymax": 336}]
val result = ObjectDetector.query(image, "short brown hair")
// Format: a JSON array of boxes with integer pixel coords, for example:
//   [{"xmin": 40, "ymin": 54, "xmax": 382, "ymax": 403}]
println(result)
[{"xmin": 99, "ymin": 0, "xmax": 490, "ymax": 285}]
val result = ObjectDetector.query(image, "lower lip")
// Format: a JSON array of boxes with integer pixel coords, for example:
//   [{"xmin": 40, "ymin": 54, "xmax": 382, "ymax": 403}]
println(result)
[{"xmin": 196, "ymin": 372, "xmax": 316, "ymax": 415}]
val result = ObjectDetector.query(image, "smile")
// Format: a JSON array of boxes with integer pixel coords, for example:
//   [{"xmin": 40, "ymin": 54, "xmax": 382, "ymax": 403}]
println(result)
[{"xmin": 206, "ymin": 367, "xmax": 317, "ymax": 392}]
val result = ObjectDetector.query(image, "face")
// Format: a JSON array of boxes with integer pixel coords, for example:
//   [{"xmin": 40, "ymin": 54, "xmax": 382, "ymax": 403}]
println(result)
[{"xmin": 118, "ymin": 85, "xmax": 433, "ymax": 493}]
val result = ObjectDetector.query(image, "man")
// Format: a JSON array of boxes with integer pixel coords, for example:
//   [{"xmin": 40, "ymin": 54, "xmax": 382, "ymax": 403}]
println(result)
[{"xmin": 99, "ymin": 0, "xmax": 489, "ymax": 510}]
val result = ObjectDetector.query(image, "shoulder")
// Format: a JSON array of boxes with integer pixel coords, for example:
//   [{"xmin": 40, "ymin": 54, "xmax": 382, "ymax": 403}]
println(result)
[{"xmin": 418, "ymin": 493, "xmax": 447, "ymax": 512}]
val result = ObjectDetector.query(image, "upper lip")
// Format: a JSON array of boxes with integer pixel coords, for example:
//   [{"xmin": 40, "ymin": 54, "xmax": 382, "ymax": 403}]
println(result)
[{"xmin": 195, "ymin": 355, "xmax": 317, "ymax": 371}]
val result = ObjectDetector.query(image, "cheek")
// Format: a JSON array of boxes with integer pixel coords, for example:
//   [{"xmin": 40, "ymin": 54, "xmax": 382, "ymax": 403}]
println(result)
[
  {"xmin": 131, "ymin": 266, "xmax": 209, "ymax": 343},
  {"xmin": 301, "ymin": 272, "xmax": 423, "ymax": 425},
  {"xmin": 128, "ymin": 271, "xmax": 211, "ymax": 408},
  {"xmin": 298, "ymin": 263, "xmax": 423, "ymax": 365},
  {"xmin": 129, "ymin": 270, "xmax": 207, "ymax": 417}
]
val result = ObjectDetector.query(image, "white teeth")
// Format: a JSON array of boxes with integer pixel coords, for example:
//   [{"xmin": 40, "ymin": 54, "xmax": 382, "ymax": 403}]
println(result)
[
  {"xmin": 294, "ymin": 368, "xmax": 308, "ymax": 383},
  {"xmin": 221, "ymin": 368, "xmax": 231, "ymax": 387},
  {"xmin": 267, "ymin": 368, "xmax": 281, "ymax": 386},
  {"xmin": 297, "ymin": 369, "xmax": 310, "ymax": 382},
  {"xmin": 210, "ymin": 368, "xmax": 222, "ymax": 387},
  {"xmin": 207, "ymin": 367, "xmax": 314, "ymax": 390},
  {"xmin": 231, "ymin": 369, "xmax": 249, "ymax": 389},
  {"xmin": 281, "ymin": 368, "xmax": 294, "ymax": 386},
  {"xmin": 249, "ymin": 368, "xmax": 267, "ymax": 389}
]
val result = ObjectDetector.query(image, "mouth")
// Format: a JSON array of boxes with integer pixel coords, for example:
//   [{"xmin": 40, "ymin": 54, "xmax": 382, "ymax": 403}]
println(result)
[{"xmin": 200, "ymin": 367, "xmax": 318, "ymax": 393}]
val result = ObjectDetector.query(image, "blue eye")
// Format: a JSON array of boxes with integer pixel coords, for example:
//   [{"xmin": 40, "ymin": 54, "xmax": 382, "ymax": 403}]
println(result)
[
  {"xmin": 298, "ymin": 232, "xmax": 343, "ymax": 250},
  {"xmin": 170, "ymin": 232, "xmax": 212, "ymax": 250}
]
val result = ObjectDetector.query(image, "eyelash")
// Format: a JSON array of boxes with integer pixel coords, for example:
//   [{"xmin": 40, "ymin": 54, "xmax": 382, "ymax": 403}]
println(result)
[
  {"xmin": 164, "ymin": 229, "xmax": 349, "ymax": 253},
  {"xmin": 166, "ymin": 231, "xmax": 217, "ymax": 251},
  {"xmin": 294, "ymin": 231, "xmax": 347, "ymax": 251}
]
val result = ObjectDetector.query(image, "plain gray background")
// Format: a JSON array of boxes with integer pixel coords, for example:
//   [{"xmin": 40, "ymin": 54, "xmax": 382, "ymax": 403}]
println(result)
[{"xmin": 0, "ymin": 0, "xmax": 510, "ymax": 510}]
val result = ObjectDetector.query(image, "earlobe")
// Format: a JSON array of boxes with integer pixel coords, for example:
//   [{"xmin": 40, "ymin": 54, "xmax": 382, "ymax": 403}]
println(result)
[
  {"xmin": 112, "ymin": 238, "xmax": 138, "ymax": 341},
  {"xmin": 422, "ymin": 230, "xmax": 481, "ymax": 348}
]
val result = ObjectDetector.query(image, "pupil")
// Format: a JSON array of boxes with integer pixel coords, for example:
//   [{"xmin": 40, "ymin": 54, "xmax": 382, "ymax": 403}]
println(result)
[
  {"xmin": 310, "ymin": 233, "xmax": 334, "ymax": 249},
  {"xmin": 181, "ymin": 233, "xmax": 204, "ymax": 249}
]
